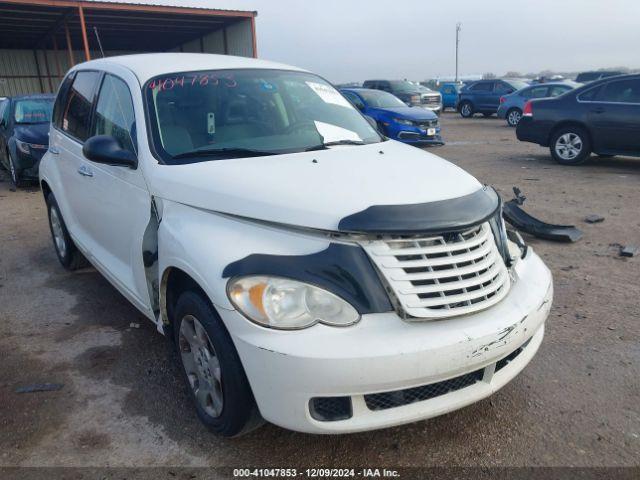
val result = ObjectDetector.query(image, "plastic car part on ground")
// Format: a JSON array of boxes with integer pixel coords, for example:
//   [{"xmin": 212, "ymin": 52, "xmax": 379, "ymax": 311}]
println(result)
[{"xmin": 502, "ymin": 187, "xmax": 583, "ymax": 243}]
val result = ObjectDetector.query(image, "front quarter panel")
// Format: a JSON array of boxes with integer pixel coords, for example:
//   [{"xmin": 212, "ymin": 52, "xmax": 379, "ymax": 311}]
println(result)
[{"xmin": 158, "ymin": 200, "xmax": 334, "ymax": 312}]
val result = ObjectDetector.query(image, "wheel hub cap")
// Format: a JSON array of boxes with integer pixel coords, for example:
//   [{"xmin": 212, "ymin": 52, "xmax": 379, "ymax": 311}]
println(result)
[
  {"xmin": 179, "ymin": 314, "xmax": 223, "ymax": 418},
  {"xmin": 49, "ymin": 208, "xmax": 67, "ymax": 258},
  {"xmin": 556, "ymin": 133, "xmax": 583, "ymax": 160}
]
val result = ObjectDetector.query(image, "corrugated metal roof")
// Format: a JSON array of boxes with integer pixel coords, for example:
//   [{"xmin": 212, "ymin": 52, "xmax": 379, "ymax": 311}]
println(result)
[{"xmin": 84, "ymin": 0, "xmax": 257, "ymax": 15}]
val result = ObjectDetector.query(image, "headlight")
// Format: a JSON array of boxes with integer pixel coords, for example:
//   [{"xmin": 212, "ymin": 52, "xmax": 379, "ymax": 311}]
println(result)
[
  {"xmin": 15, "ymin": 140, "xmax": 45, "ymax": 154},
  {"xmin": 393, "ymin": 117, "xmax": 413, "ymax": 126},
  {"xmin": 227, "ymin": 276, "xmax": 360, "ymax": 330},
  {"xmin": 15, "ymin": 139, "xmax": 30, "ymax": 154}
]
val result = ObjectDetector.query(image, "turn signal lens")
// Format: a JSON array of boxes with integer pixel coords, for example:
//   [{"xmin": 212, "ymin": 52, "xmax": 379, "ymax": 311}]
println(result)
[{"xmin": 227, "ymin": 276, "xmax": 360, "ymax": 330}]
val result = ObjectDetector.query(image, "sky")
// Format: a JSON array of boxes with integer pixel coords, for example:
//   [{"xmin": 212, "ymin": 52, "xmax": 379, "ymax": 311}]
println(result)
[{"xmin": 102, "ymin": 0, "xmax": 640, "ymax": 83}]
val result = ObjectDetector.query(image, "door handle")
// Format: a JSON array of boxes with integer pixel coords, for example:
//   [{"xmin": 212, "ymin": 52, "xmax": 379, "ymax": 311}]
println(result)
[
  {"xmin": 49, "ymin": 146, "xmax": 59, "ymax": 154},
  {"xmin": 77, "ymin": 165, "xmax": 93, "ymax": 177}
]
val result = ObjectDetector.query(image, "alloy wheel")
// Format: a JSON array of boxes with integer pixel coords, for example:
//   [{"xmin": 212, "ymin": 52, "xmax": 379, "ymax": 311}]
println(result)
[
  {"xmin": 49, "ymin": 206, "xmax": 67, "ymax": 258},
  {"xmin": 508, "ymin": 110, "xmax": 521, "ymax": 126},
  {"xmin": 461, "ymin": 104, "xmax": 472, "ymax": 117},
  {"xmin": 9, "ymin": 155, "xmax": 17, "ymax": 185},
  {"xmin": 179, "ymin": 314, "xmax": 224, "ymax": 418},
  {"xmin": 555, "ymin": 133, "xmax": 583, "ymax": 161}
]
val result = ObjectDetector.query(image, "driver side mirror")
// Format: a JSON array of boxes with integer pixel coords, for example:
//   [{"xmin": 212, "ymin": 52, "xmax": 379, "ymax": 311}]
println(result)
[{"xmin": 83, "ymin": 135, "xmax": 137, "ymax": 168}]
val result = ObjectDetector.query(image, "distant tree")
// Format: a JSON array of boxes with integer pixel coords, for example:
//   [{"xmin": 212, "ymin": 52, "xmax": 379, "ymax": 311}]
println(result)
[
  {"xmin": 505, "ymin": 71, "xmax": 522, "ymax": 78},
  {"xmin": 482, "ymin": 72, "xmax": 496, "ymax": 79}
]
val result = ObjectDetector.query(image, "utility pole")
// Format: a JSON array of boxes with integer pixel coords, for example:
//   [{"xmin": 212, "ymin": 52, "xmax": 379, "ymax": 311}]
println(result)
[{"xmin": 455, "ymin": 22, "xmax": 462, "ymax": 83}]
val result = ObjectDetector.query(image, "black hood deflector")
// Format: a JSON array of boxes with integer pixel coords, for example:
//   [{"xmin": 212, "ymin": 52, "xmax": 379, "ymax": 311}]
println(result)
[{"xmin": 338, "ymin": 186, "xmax": 500, "ymax": 235}]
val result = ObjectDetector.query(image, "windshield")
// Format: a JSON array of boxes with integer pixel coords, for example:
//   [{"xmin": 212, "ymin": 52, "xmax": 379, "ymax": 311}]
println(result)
[
  {"xmin": 14, "ymin": 98, "xmax": 53, "ymax": 124},
  {"xmin": 145, "ymin": 69, "xmax": 382, "ymax": 163},
  {"xmin": 388, "ymin": 80, "xmax": 419, "ymax": 93},
  {"xmin": 358, "ymin": 90, "xmax": 407, "ymax": 108}
]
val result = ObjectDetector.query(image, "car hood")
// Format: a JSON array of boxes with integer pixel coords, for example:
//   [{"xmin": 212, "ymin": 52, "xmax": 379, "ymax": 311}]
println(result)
[
  {"xmin": 150, "ymin": 140, "xmax": 482, "ymax": 232},
  {"xmin": 13, "ymin": 123, "xmax": 50, "ymax": 145},
  {"xmin": 371, "ymin": 106, "xmax": 438, "ymax": 121}
]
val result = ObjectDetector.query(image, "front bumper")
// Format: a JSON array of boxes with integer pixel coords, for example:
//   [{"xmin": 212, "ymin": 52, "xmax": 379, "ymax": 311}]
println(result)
[
  {"xmin": 14, "ymin": 146, "xmax": 46, "ymax": 179},
  {"xmin": 221, "ymin": 249, "xmax": 553, "ymax": 434}
]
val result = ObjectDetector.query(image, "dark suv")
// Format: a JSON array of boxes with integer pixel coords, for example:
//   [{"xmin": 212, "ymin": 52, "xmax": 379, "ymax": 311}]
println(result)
[
  {"xmin": 362, "ymin": 80, "xmax": 422, "ymax": 107},
  {"xmin": 456, "ymin": 79, "xmax": 529, "ymax": 118},
  {"xmin": 516, "ymin": 74, "xmax": 640, "ymax": 165}
]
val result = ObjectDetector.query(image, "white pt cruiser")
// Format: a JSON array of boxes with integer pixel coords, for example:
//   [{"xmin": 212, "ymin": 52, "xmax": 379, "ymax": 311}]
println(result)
[{"xmin": 40, "ymin": 54, "xmax": 552, "ymax": 436}]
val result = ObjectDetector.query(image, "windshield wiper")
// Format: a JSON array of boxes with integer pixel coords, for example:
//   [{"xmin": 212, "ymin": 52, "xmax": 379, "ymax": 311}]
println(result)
[
  {"xmin": 304, "ymin": 139, "xmax": 366, "ymax": 151},
  {"xmin": 172, "ymin": 147, "xmax": 278, "ymax": 160}
]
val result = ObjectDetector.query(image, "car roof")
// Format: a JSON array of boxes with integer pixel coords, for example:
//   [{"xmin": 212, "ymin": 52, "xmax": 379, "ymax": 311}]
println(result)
[{"xmin": 70, "ymin": 53, "xmax": 307, "ymax": 84}]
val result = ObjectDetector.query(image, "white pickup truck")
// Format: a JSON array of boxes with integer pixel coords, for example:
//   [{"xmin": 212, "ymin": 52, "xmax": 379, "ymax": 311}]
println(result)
[{"xmin": 40, "ymin": 53, "xmax": 552, "ymax": 436}]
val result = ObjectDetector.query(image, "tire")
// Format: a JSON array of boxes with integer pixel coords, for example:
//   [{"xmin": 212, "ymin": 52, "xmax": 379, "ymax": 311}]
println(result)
[
  {"xmin": 550, "ymin": 126, "xmax": 591, "ymax": 165},
  {"xmin": 506, "ymin": 108, "xmax": 522, "ymax": 127},
  {"xmin": 8, "ymin": 149, "xmax": 22, "ymax": 187},
  {"xmin": 174, "ymin": 290, "xmax": 263, "ymax": 437},
  {"xmin": 459, "ymin": 101, "xmax": 474, "ymax": 118},
  {"xmin": 46, "ymin": 193, "xmax": 89, "ymax": 270}
]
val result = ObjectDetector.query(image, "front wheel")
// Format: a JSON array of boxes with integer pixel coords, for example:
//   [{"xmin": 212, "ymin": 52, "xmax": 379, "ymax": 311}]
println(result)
[
  {"xmin": 46, "ymin": 193, "xmax": 88, "ymax": 270},
  {"xmin": 459, "ymin": 101, "xmax": 474, "ymax": 118},
  {"xmin": 174, "ymin": 291, "xmax": 262, "ymax": 437},
  {"xmin": 506, "ymin": 108, "xmax": 522, "ymax": 127},
  {"xmin": 8, "ymin": 150, "xmax": 21, "ymax": 187},
  {"xmin": 550, "ymin": 126, "xmax": 591, "ymax": 165}
]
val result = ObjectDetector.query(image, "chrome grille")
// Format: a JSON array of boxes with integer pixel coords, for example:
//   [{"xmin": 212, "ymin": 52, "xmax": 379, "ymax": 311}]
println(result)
[{"xmin": 360, "ymin": 222, "xmax": 510, "ymax": 319}]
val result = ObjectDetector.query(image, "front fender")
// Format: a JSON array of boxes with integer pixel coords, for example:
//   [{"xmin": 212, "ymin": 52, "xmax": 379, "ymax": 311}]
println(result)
[{"xmin": 158, "ymin": 200, "xmax": 333, "ymax": 311}]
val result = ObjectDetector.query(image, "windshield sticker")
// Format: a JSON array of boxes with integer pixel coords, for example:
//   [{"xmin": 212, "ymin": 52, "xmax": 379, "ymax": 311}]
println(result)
[
  {"xmin": 306, "ymin": 81, "xmax": 352, "ymax": 108},
  {"xmin": 313, "ymin": 121, "xmax": 361, "ymax": 143},
  {"xmin": 207, "ymin": 112, "xmax": 216, "ymax": 134}
]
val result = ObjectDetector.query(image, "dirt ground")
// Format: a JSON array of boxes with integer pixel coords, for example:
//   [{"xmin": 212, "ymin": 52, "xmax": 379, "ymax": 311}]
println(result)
[{"xmin": 0, "ymin": 113, "xmax": 639, "ymax": 469}]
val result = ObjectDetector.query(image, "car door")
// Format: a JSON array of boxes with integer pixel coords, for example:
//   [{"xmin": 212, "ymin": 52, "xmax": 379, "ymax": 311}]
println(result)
[
  {"xmin": 0, "ymin": 99, "xmax": 9, "ymax": 168},
  {"xmin": 51, "ymin": 70, "xmax": 101, "ymax": 241},
  {"xmin": 470, "ymin": 81, "xmax": 493, "ymax": 110},
  {"xmin": 492, "ymin": 81, "xmax": 515, "ymax": 110},
  {"xmin": 587, "ymin": 78, "xmax": 640, "ymax": 152},
  {"xmin": 74, "ymin": 72, "xmax": 153, "ymax": 310}
]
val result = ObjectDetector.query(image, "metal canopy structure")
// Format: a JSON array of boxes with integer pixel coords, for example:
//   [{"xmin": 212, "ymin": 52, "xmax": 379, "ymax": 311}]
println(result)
[{"xmin": 0, "ymin": 0, "xmax": 258, "ymax": 95}]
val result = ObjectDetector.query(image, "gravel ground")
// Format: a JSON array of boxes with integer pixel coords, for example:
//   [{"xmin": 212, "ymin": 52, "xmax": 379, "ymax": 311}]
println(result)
[{"xmin": 0, "ymin": 113, "xmax": 639, "ymax": 469}]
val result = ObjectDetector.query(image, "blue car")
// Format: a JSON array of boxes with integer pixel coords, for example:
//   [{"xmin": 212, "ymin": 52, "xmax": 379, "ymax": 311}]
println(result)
[
  {"xmin": 497, "ymin": 81, "xmax": 579, "ymax": 127},
  {"xmin": 439, "ymin": 82, "xmax": 462, "ymax": 111},
  {"xmin": 341, "ymin": 88, "xmax": 443, "ymax": 146},
  {"xmin": 456, "ymin": 79, "xmax": 529, "ymax": 118}
]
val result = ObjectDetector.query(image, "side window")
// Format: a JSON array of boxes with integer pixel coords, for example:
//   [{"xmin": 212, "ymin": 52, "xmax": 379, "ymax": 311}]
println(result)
[
  {"xmin": 61, "ymin": 71, "xmax": 101, "ymax": 142},
  {"xmin": 379, "ymin": 82, "xmax": 391, "ymax": 92},
  {"xmin": 343, "ymin": 92, "xmax": 365, "ymax": 110},
  {"xmin": 578, "ymin": 86, "xmax": 601, "ymax": 102},
  {"xmin": 92, "ymin": 74, "xmax": 137, "ymax": 154},
  {"xmin": 0, "ymin": 100, "xmax": 8, "ymax": 125},
  {"xmin": 528, "ymin": 86, "xmax": 549, "ymax": 98},
  {"xmin": 494, "ymin": 82, "xmax": 514, "ymax": 94},
  {"xmin": 471, "ymin": 82, "xmax": 492, "ymax": 92},
  {"xmin": 52, "ymin": 73, "xmax": 75, "ymax": 129},
  {"xmin": 596, "ymin": 79, "xmax": 640, "ymax": 104},
  {"xmin": 549, "ymin": 85, "xmax": 570, "ymax": 97}
]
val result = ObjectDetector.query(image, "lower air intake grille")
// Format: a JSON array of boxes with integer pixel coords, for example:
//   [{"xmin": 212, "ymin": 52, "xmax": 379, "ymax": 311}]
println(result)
[
  {"xmin": 309, "ymin": 396, "xmax": 352, "ymax": 422},
  {"xmin": 365, "ymin": 369, "xmax": 484, "ymax": 411}
]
